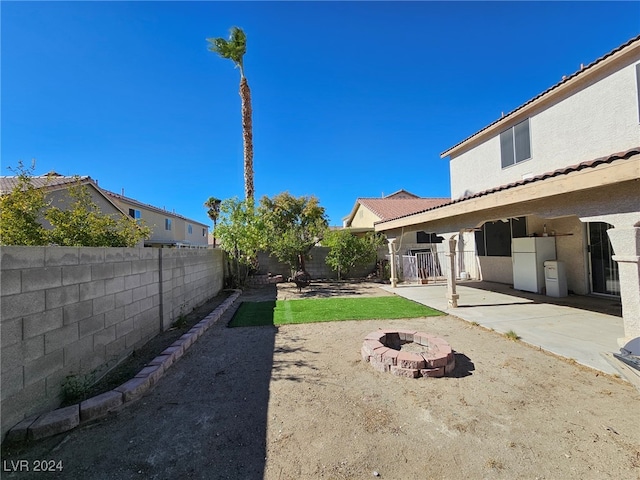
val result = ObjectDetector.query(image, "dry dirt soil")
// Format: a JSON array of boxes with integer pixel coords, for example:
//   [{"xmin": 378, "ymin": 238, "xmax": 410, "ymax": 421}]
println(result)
[{"xmin": 2, "ymin": 281, "xmax": 639, "ymax": 480}]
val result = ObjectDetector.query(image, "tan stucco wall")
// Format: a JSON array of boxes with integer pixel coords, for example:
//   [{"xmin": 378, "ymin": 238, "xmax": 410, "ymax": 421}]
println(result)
[
  {"xmin": 43, "ymin": 186, "xmax": 123, "ymax": 229},
  {"xmin": 349, "ymin": 205, "xmax": 381, "ymax": 229},
  {"xmin": 449, "ymin": 59, "xmax": 640, "ymax": 199},
  {"xmin": 109, "ymin": 198, "xmax": 208, "ymax": 247}
]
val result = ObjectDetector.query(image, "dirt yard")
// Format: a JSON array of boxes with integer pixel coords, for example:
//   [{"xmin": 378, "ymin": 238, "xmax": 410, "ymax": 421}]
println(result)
[{"xmin": 2, "ymin": 281, "xmax": 639, "ymax": 480}]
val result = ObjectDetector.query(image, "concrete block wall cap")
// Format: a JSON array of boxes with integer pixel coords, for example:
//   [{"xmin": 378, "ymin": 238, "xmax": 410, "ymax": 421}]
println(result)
[
  {"xmin": 194, "ymin": 320, "xmax": 210, "ymax": 329},
  {"xmin": 115, "ymin": 376, "xmax": 151, "ymax": 402},
  {"xmin": 5, "ymin": 415, "xmax": 39, "ymax": 444},
  {"xmin": 135, "ymin": 364, "xmax": 164, "ymax": 384},
  {"xmin": 148, "ymin": 354, "xmax": 173, "ymax": 368},
  {"xmin": 179, "ymin": 332, "xmax": 194, "ymax": 344},
  {"xmin": 165, "ymin": 344, "xmax": 184, "ymax": 357},
  {"xmin": 80, "ymin": 390, "xmax": 123, "ymax": 422},
  {"xmin": 28, "ymin": 405, "xmax": 79, "ymax": 440},
  {"xmin": 187, "ymin": 327, "xmax": 202, "ymax": 339}
]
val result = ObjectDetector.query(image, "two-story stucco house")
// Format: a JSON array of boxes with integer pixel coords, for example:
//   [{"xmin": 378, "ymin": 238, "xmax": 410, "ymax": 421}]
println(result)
[
  {"xmin": 375, "ymin": 35, "xmax": 640, "ymax": 353},
  {"xmin": 102, "ymin": 190, "xmax": 209, "ymax": 248},
  {"xmin": 0, "ymin": 173, "xmax": 209, "ymax": 248}
]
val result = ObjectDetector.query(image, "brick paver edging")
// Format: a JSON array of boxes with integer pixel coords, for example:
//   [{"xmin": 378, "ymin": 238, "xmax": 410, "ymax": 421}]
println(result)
[
  {"xmin": 361, "ymin": 329, "xmax": 456, "ymax": 378},
  {"xmin": 4, "ymin": 290, "xmax": 243, "ymax": 445}
]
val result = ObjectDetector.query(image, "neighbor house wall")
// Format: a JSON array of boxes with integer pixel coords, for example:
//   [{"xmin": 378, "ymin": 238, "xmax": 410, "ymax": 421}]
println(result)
[
  {"xmin": 0, "ymin": 246, "xmax": 224, "ymax": 440},
  {"xmin": 450, "ymin": 59, "xmax": 640, "ymax": 199},
  {"xmin": 349, "ymin": 205, "xmax": 381, "ymax": 229}
]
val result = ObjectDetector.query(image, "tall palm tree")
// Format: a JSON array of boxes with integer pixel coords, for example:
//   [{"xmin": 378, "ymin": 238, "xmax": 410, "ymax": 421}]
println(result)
[
  {"xmin": 204, "ymin": 197, "xmax": 222, "ymax": 248},
  {"xmin": 207, "ymin": 27, "xmax": 254, "ymax": 202}
]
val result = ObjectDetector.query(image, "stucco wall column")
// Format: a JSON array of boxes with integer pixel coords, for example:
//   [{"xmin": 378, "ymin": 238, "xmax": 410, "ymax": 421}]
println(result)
[
  {"xmin": 607, "ymin": 226, "xmax": 640, "ymax": 354},
  {"xmin": 387, "ymin": 238, "xmax": 398, "ymax": 288},
  {"xmin": 445, "ymin": 236, "xmax": 459, "ymax": 308}
]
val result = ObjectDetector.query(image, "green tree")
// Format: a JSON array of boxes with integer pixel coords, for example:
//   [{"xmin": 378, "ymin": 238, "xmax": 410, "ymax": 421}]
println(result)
[
  {"xmin": 208, "ymin": 27, "xmax": 255, "ymax": 202},
  {"xmin": 204, "ymin": 196, "xmax": 222, "ymax": 248},
  {"xmin": 258, "ymin": 192, "xmax": 329, "ymax": 274},
  {"xmin": 0, "ymin": 160, "xmax": 49, "ymax": 245},
  {"xmin": 45, "ymin": 178, "xmax": 150, "ymax": 247},
  {"xmin": 324, "ymin": 230, "xmax": 385, "ymax": 280},
  {"xmin": 215, "ymin": 197, "xmax": 265, "ymax": 286}
]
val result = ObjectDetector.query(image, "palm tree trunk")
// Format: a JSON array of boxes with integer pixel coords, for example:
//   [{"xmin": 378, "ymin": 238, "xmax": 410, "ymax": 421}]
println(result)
[{"xmin": 239, "ymin": 77, "xmax": 254, "ymax": 202}]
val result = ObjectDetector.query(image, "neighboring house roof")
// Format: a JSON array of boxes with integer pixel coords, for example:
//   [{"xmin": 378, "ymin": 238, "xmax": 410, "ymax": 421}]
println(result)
[
  {"xmin": 358, "ymin": 198, "xmax": 451, "ymax": 222},
  {"xmin": 376, "ymin": 147, "xmax": 640, "ymax": 227},
  {"xmin": 0, "ymin": 173, "xmax": 92, "ymax": 193},
  {"xmin": 382, "ymin": 189, "xmax": 421, "ymax": 199},
  {"xmin": 441, "ymin": 34, "xmax": 640, "ymax": 158},
  {"xmin": 102, "ymin": 190, "xmax": 208, "ymax": 227},
  {"xmin": 0, "ymin": 174, "xmax": 208, "ymax": 228},
  {"xmin": 0, "ymin": 174, "xmax": 128, "ymax": 215},
  {"xmin": 343, "ymin": 191, "xmax": 450, "ymax": 228}
]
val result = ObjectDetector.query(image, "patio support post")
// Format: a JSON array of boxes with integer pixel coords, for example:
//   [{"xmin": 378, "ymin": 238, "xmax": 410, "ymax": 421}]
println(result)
[
  {"xmin": 445, "ymin": 235, "xmax": 459, "ymax": 308},
  {"xmin": 387, "ymin": 238, "xmax": 397, "ymax": 288},
  {"xmin": 607, "ymin": 226, "xmax": 640, "ymax": 354}
]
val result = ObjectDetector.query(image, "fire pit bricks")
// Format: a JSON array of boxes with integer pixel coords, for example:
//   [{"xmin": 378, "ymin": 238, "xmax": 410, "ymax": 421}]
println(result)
[{"xmin": 361, "ymin": 330, "xmax": 455, "ymax": 378}]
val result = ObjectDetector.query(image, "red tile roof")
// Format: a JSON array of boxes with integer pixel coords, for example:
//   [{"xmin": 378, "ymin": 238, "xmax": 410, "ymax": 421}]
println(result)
[
  {"xmin": 358, "ymin": 197, "xmax": 450, "ymax": 221},
  {"xmin": 377, "ymin": 147, "xmax": 640, "ymax": 225}
]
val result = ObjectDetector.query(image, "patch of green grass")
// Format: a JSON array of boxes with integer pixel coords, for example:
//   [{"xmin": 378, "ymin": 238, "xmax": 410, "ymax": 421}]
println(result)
[
  {"xmin": 229, "ymin": 297, "xmax": 443, "ymax": 327},
  {"xmin": 504, "ymin": 329, "xmax": 521, "ymax": 341}
]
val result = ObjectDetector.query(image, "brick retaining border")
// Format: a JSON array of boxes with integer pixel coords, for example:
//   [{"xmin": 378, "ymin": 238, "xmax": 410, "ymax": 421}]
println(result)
[
  {"xmin": 361, "ymin": 329, "xmax": 455, "ymax": 378},
  {"xmin": 4, "ymin": 290, "xmax": 243, "ymax": 445}
]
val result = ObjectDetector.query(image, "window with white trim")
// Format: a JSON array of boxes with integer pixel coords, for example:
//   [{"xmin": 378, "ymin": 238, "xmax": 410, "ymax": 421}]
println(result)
[
  {"xmin": 188, "ymin": 224, "xmax": 193, "ymax": 234},
  {"xmin": 165, "ymin": 218, "xmax": 172, "ymax": 231},
  {"xmin": 500, "ymin": 119, "xmax": 531, "ymax": 168},
  {"xmin": 128, "ymin": 209, "xmax": 141, "ymax": 219}
]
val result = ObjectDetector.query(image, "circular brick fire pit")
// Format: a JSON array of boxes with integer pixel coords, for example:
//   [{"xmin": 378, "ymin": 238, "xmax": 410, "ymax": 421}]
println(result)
[{"xmin": 361, "ymin": 330, "xmax": 455, "ymax": 378}]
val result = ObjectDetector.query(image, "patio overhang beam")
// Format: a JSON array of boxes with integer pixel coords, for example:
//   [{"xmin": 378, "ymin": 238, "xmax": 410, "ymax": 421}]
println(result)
[{"xmin": 374, "ymin": 154, "xmax": 639, "ymax": 234}]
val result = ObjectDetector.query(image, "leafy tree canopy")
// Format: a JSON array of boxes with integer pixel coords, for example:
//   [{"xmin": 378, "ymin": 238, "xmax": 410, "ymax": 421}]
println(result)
[
  {"xmin": 45, "ymin": 179, "xmax": 150, "ymax": 247},
  {"xmin": 206, "ymin": 26, "xmax": 247, "ymax": 77},
  {"xmin": 215, "ymin": 197, "xmax": 265, "ymax": 266},
  {"xmin": 0, "ymin": 164, "xmax": 149, "ymax": 247},
  {"xmin": 258, "ymin": 192, "xmax": 329, "ymax": 272},
  {"xmin": 323, "ymin": 230, "xmax": 385, "ymax": 280},
  {"xmin": 0, "ymin": 160, "xmax": 49, "ymax": 245}
]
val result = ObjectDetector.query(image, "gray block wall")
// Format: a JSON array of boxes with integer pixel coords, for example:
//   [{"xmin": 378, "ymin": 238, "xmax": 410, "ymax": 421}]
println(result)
[
  {"xmin": 256, "ymin": 246, "xmax": 384, "ymax": 280},
  {"xmin": 0, "ymin": 246, "xmax": 224, "ymax": 439}
]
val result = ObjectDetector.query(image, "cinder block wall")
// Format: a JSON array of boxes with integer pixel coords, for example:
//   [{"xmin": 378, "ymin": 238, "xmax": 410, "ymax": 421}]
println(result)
[
  {"xmin": 256, "ymin": 246, "xmax": 380, "ymax": 280},
  {"xmin": 0, "ymin": 246, "xmax": 224, "ymax": 439}
]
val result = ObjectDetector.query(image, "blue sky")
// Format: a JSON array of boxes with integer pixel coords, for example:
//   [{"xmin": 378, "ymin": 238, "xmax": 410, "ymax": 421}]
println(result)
[{"xmin": 2, "ymin": 1, "xmax": 639, "ymax": 228}]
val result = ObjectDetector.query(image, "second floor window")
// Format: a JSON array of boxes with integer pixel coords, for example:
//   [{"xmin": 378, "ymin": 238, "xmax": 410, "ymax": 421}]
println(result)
[
  {"xmin": 500, "ymin": 118, "xmax": 531, "ymax": 168},
  {"xmin": 188, "ymin": 224, "xmax": 193, "ymax": 234},
  {"xmin": 165, "ymin": 218, "xmax": 172, "ymax": 231},
  {"xmin": 128, "ymin": 209, "xmax": 141, "ymax": 219}
]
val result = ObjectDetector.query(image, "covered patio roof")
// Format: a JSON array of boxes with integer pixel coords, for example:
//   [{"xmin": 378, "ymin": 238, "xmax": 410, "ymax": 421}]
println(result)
[{"xmin": 374, "ymin": 148, "xmax": 639, "ymax": 234}]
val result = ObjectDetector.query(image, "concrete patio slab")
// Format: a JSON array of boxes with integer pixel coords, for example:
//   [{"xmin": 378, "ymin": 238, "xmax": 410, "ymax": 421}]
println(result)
[{"xmin": 382, "ymin": 282, "xmax": 624, "ymax": 375}]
